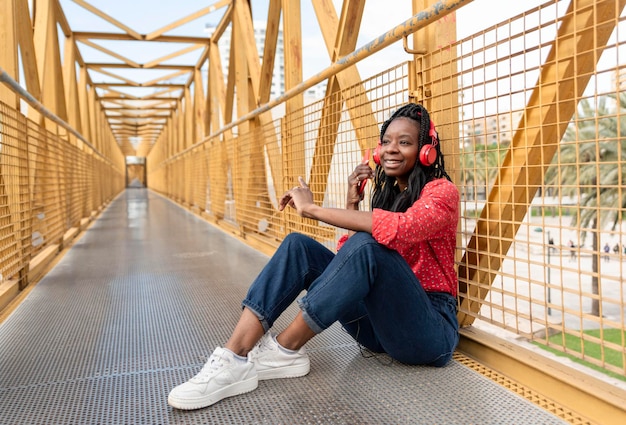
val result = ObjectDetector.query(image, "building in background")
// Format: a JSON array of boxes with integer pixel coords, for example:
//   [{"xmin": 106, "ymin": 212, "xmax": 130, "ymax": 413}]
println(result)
[
  {"xmin": 462, "ymin": 111, "xmax": 524, "ymax": 148},
  {"xmin": 205, "ymin": 21, "xmax": 285, "ymax": 99}
]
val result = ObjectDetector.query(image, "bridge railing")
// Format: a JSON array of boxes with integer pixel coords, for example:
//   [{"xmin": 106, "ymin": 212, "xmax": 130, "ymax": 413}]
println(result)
[{"xmin": 0, "ymin": 69, "xmax": 125, "ymax": 296}]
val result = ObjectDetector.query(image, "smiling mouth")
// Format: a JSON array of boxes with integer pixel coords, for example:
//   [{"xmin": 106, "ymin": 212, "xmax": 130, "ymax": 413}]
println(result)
[{"xmin": 384, "ymin": 159, "xmax": 403, "ymax": 167}]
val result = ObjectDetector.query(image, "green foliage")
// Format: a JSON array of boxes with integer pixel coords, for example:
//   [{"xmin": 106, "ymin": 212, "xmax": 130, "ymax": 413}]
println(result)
[
  {"xmin": 529, "ymin": 206, "xmax": 574, "ymax": 217},
  {"xmin": 544, "ymin": 94, "xmax": 626, "ymax": 237},
  {"xmin": 460, "ymin": 143, "xmax": 507, "ymax": 200}
]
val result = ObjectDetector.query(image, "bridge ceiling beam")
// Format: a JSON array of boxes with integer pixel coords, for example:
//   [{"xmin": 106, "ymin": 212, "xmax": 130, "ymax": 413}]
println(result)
[{"xmin": 41, "ymin": 0, "xmax": 234, "ymax": 157}]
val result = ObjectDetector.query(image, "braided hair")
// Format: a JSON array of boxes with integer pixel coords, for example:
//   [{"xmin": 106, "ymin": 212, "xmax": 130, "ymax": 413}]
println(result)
[{"xmin": 371, "ymin": 103, "xmax": 451, "ymax": 213}]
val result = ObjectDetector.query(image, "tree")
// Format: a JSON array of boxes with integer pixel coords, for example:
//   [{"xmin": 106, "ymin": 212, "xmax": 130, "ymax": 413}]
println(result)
[
  {"xmin": 544, "ymin": 94, "xmax": 626, "ymax": 316},
  {"xmin": 460, "ymin": 143, "xmax": 506, "ymax": 201}
]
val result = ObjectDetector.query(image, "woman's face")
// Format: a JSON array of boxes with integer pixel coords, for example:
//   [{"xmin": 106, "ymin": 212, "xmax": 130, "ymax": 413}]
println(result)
[{"xmin": 379, "ymin": 117, "xmax": 420, "ymax": 189}]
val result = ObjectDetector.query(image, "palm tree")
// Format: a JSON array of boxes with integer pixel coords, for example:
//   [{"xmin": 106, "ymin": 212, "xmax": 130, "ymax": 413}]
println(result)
[
  {"xmin": 460, "ymin": 143, "xmax": 506, "ymax": 201},
  {"xmin": 544, "ymin": 94, "xmax": 626, "ymax": 316}
]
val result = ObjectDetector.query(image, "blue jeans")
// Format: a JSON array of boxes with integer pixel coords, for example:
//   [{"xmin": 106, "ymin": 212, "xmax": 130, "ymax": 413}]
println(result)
[{"xmin": 242, "ymin": 232, "xmax": 459, "ymax": 366}]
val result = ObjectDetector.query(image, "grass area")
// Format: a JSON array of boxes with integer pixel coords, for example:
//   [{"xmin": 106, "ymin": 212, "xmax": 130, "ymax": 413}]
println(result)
[{"xmin": 533, "ymin": 328, "xmax": 626, "ymax": 382}]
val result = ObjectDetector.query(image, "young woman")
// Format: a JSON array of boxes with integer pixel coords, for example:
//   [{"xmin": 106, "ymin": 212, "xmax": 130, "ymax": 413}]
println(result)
[{"xmin": 168, "ymin": 102, "xmax": 460, "ymax": 410}]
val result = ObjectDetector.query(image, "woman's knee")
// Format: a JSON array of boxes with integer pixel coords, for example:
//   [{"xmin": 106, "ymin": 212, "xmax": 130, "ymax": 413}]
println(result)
[
  {"xmin": 343, "ymin": 231, "xmax": 376, "ymax": 246},
  {"xmin": 284, "ymin": 231, "xmax": 328, "ymax": 247},
  {"xmin": 283, "ymin": 232, "xmax": 308, "ymax": 244},
  {"xmin": 280, "ymin": 232, "xmax": 315, "ymax": 252}
]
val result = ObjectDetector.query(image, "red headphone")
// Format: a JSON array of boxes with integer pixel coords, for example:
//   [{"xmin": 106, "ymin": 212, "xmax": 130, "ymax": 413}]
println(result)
[{"xmin": 374, "ymin": 118, "xmax": 439, "ymax": 167}]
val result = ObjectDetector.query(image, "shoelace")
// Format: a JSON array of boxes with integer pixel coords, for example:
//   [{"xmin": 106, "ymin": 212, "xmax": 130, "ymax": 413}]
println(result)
[
  {"xmin": 249, "ymin": 335, "xmax": 274, "ymax": 358},
  {"xmin": 192, "ymin": 353, "xmax": 228, "ymax": 381}
]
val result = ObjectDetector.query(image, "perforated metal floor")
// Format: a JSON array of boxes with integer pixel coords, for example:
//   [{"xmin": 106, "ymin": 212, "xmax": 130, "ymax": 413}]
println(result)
[{"xmin": 0, "ymin": 189, "xmax": 566, "ymax": 425}]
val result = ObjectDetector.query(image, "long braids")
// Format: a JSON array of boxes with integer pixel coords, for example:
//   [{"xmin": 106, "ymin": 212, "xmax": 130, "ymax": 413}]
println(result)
[{"xmin": 371, "ymin": 103, "xmax": 451, "ymax": 213}]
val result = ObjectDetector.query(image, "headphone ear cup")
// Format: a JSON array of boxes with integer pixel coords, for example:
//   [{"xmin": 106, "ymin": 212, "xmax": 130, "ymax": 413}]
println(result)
[
  {"xmin": 419, "ymin": 144, "xmax": 437, "ymax": 166},
  {"xmin": 373, "ymin": 145, "xmax": 381, "ymax": 165}
]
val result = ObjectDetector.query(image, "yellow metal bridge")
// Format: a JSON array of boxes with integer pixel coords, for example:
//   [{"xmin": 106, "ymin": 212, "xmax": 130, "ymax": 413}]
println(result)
[{"xmin": 1, "ymin": 1, "xmax": 626, "ymax": 424}]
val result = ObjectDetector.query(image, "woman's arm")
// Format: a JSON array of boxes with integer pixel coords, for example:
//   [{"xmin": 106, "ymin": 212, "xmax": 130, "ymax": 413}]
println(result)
[
  {"xmin": 302, "ymin": 204, "xmax": 373, "ymax": 233},
  {"xmin": 279, "ymin": 176, "xmax": 373, "ymax": 233}
]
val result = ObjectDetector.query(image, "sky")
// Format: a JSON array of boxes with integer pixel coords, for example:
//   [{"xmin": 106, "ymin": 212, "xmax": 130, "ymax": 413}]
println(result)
[{"xmin": 57, "ymin": 0, "xmax": 547, "ymax": 83}]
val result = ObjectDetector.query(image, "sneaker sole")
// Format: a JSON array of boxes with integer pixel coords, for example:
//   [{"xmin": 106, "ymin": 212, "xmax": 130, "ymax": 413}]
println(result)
[
  {"xmin": 257, "ymin": 360, "xmax": 310, "ymax": 380},
  {"xmin": 167, "ymin": 376, "xmax": 258, "ymax": 410}
]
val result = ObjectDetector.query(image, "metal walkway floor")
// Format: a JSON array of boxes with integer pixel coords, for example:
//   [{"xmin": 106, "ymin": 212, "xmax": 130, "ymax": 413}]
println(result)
[{"xmin": 0, "ymin": 189, "xmax": 566, "ymax": 425}]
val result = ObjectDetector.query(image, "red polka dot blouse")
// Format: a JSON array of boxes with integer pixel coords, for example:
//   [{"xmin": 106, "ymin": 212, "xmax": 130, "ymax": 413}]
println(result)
[{"xmin": 338, "ymin": 178, "xmax": 459, "ymax": 297}]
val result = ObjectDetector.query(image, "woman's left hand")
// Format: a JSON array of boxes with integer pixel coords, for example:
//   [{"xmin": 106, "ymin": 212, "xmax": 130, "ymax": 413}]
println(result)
[{"xmin": 278, "ymin": 176, "xmax": 314, "ymax": 216}]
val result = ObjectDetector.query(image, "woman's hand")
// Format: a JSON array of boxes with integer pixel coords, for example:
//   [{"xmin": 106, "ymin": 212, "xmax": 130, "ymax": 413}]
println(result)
[
  {"xmin": 346, "ymin": 157, "xmax": 374, "ymax": 208},
  {"xmin": 278, "ymin": 176, "xmax": 315, "ymax": 217}
]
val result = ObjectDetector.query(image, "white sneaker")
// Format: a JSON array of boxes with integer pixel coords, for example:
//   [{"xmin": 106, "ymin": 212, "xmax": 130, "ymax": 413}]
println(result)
[
  {"xmin": 248, "ymin": 332, "xmax": 310, "ymax": 380},
  {"xmin": 168, "ymin": 347, "xmax": 258, "ymax": 410}
]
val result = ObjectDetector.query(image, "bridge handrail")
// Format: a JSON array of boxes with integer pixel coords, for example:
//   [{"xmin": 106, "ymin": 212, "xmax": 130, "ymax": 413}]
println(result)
[{"xmin": 0, "ymin": 65, "xmax": 110, "ymax": 164}]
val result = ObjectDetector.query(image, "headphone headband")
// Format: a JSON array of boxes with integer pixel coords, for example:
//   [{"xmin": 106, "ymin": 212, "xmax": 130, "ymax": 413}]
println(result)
[
  {"xmin": 416, "ymin": 110, "xmax": 438, "ymax": 146},
  {"xmin": 429, "ymin": 120, "xmax": 438, "ymax": 147}
]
